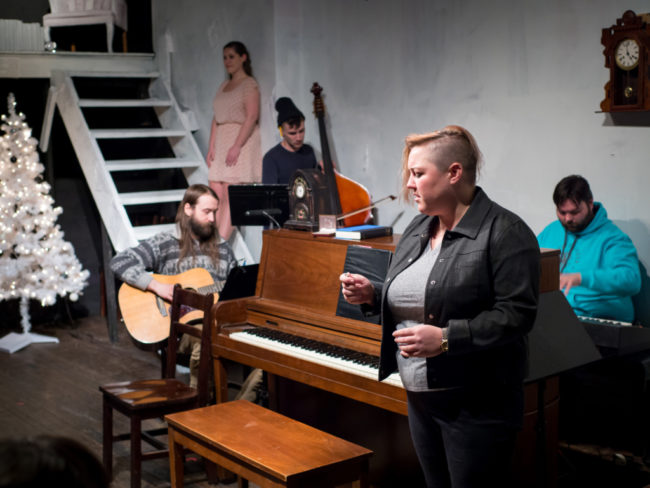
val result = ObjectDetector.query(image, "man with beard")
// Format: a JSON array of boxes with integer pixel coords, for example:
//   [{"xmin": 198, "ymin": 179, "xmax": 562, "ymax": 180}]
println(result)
[
  {"xmin": 537, "ymin": 175, "xmax": 641, "ymax": 322},
  {"xmin": 262, "ymin": 97, "xmax": 318, "ymax": 184},
  {"xmin": 111, "ymin": 184, "xmax": 237, "ymax": 387}
]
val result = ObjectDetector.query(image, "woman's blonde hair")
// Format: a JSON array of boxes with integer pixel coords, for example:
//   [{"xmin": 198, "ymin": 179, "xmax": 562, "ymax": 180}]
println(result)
[{"xmin": 400, "ymin": 125, "xmax": 483, "ymax": 200}]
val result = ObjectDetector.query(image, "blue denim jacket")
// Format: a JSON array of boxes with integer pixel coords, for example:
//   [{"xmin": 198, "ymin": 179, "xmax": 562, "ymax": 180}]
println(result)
[{"xmin": 378, "ymin": 187, "xmax": 540, "ymax": 389}]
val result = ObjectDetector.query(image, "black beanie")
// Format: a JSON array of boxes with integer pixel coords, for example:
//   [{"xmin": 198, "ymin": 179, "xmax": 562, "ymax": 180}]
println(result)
[{"xmin": 275, "ymin": 97, "xmax": 304, "ymax": 126}]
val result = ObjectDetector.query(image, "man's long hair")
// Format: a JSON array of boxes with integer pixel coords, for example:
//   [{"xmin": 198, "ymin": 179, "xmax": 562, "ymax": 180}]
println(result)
[{"xmin": 175, "ymin": 184, "xmax": 221, "ymax": 269}]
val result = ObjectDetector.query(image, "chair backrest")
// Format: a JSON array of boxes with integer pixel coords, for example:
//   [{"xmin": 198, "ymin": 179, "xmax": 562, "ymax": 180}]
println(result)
[
  {"xmin": 48, "ymin": 0, "xmax": 127, "ymax": 30},
  {"xmin": 167, "ymin": 285, "xmax": 215, "ymax": 407},
  {"xmin": 50, "ymin": 0, "xmax": 116, "ymax": 13}
]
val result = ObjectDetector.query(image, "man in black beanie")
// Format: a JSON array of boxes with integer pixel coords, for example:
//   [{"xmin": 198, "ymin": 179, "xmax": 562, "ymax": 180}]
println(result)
[{"xmin": 262, "ymin": 97, "xmax": 319, "ymax": 184}]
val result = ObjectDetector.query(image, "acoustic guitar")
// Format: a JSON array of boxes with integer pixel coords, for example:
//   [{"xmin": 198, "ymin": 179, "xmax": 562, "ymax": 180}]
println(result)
[{"xmin": 117, "ymin": 268, "xmax": 219, "ymax": 344}]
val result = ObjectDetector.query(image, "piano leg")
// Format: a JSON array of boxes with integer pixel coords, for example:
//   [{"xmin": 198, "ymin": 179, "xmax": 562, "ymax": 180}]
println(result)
[
  {"xmin": 213, "ymin": 357, "xmax": 229, "ymax": 404},
  {"xmin": 271, "ymin": 376, "xmax": 425, "ymax": 487}
]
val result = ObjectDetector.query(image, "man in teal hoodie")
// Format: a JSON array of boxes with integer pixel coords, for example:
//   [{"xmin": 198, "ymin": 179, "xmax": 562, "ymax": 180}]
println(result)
[{"xmin": 537, "ymin": 175, "xmax": 641, "ymax": 323}]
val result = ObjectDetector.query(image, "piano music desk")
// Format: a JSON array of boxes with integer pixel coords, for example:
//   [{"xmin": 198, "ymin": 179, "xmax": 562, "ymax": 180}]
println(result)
[{"xmin": 166, "ymin": 400, "xmax": 372, "ymax": 488}]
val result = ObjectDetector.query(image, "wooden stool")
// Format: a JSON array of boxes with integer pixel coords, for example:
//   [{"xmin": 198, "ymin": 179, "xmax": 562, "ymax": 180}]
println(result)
[{"xmin": 166, "ymin": 400, "xmax": 372, "ymax": 488}]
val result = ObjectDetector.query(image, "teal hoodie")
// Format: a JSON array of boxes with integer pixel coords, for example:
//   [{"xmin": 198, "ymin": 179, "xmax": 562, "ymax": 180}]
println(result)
[{"xmin": 537, "ymin": 202, "xmax": 641, "ymax": 322}]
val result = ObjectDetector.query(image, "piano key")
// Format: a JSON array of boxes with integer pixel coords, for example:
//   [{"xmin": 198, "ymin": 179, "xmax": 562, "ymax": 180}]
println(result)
[
  {"xmin": 576, "ymin": 315, "xmax": 650, "ymax": 356},
  {"xmin": 230, "ymin": 328, "xmax": 404, "ymax": 388},
  {"xmin": 577, "ymin": 315, "xmax": 632, "ymax": 327}
]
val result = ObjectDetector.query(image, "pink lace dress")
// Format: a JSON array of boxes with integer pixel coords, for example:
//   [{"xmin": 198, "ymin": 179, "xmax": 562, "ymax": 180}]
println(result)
[{"xmin": 208, "ymin": 76, "xmax": 262, "ymax": 183}]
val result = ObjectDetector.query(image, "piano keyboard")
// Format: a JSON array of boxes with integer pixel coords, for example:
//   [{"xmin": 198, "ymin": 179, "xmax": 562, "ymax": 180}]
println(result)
[
  {"xmin": 578, "ymin": 316, "xmax": 633, "ymax": 327},
  {"xmin": 230, "ymin": 328, "xmax": 404, "ymax": 388}
]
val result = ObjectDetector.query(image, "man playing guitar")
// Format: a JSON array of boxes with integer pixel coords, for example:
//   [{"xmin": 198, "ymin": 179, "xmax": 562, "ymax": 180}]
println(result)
[{"xmin": 111, "ymin": 184, "xmax": 236, "ymax": 388}]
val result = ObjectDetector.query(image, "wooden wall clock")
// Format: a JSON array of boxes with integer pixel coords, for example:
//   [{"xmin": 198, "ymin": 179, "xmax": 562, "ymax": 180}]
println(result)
[{"xmin": 600, "ymin": 10, "xmax": 650, "ymax": 112}]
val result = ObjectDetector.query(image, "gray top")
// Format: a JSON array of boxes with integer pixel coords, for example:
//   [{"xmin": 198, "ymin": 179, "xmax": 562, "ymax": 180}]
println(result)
[{"xmin": 387, "ymin": 242, "xmax": 441, "ymax": 391}]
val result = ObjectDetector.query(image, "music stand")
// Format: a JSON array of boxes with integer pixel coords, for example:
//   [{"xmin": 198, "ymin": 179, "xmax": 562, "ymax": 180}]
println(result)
[
  {"xmin": 525, "ymin": 290, "xmax": 602, "ymax": 488},
  {"xmin": 228, "ymin": 184, "xmax": 290, "ymax": 228}
]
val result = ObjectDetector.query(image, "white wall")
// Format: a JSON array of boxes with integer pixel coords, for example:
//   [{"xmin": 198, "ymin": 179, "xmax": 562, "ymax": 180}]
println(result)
[{"xmin": 153, "ymin": 0, "xmax": 650, "ymax": 272}]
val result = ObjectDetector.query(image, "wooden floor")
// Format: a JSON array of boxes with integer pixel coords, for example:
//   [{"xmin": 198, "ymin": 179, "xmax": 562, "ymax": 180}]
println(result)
[
  {"xmin": 0, "ymin": 315, "xmax": 238, "ymax": 488},
  {"xmin": 2, "ymin": 315, "xmax": 650, "ymax": 488}
]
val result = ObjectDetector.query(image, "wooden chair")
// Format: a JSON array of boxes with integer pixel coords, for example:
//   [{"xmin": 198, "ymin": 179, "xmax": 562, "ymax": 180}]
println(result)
[
  {"xmin": 43, "ymin": 0, "xmax": 128, "ymax": 53},
  {"xmin": 99, "ymin": 285, "xmax": 213, "ymax": 488},
  {"xmin": 166, "ymin": 400, "xmax": 373, "ymax": 488}
]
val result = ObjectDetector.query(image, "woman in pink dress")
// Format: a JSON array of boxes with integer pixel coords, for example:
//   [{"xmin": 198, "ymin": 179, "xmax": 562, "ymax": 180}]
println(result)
[{"xmin": 206, "ymin": 41, "xmax": 261, "ymax": 240}]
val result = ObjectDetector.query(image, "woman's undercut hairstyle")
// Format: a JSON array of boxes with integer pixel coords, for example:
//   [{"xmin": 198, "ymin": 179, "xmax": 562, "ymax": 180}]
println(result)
[
  {"xmin": 552, "ymin": 175, "xmax": 593, "ymax": 207},
  {"xmin": 224, "ymin": 40, "xmax": 253, "ymax": 77},
  {"xmin": 175, "ymin": 184, "xmax": 221, "ymax": 267},
  {"xmin": 400, "ymin": 125, "xmax": 483, "ymax": 200}
]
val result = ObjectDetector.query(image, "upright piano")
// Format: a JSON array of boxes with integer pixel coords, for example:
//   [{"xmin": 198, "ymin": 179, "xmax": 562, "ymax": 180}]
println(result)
[{"xmin": 212, "ymin": 230, "xmax": 407, "ymax": 412}]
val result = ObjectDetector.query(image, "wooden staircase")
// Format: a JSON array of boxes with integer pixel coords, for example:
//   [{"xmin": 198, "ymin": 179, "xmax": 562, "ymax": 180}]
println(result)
[
  {"xmin": 39, "ymin": 68, "xmax": 254, "ymax": 341},
  {"xmin": 40, "ymin": 70, "xmax": 208, "ymax": 253}
]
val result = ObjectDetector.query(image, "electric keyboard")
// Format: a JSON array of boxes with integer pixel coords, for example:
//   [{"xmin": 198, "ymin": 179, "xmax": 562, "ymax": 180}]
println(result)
[
  {"xmin": 578, "ymin": 315, "xmax": 650, "ymax": 356},
  {"xmin": 578, "ymin": 315, "xmax": 632, "ymax": 327}
]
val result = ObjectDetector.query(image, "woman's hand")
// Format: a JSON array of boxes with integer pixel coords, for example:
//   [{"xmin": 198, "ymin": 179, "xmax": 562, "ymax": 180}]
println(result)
[
  {"xmin": 225, "ymin": 144, "xmax": 241, "ymax": 166},
  {"xmin": 393, "ymin": 325, "xmax": 444, "ymax": 358},
  {"xmin": 206, "ymin": 118, "xmax": 217, "ymax": 167},
  {"xmin": 339, "ymin": 273, "xmax": 375, "ymax": 305},
  {"xmin": 206, "ymin": 147, "xmax": 215, "ymax": 166}
]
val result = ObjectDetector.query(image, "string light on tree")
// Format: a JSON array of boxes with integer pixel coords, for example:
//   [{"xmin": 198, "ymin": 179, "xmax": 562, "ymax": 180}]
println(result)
[{"xmin": 0, "ymin": 93, "xmax": 89, "ymax": 349}]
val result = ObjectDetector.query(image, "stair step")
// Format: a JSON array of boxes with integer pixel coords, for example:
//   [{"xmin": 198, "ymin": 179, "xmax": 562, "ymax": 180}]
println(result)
[
  {"xmin": 105, "ymin": 158, "xmax": 203, "ymax": 171},
  {"xmin": 79, "ymin": 98, "xmax": 171, "ymax": 108},
  {"xmin": 120, "ymin": 189, "xmax": 186, "ymax": 205},
  {"xmin": 70, "ymin": 71, "xmax": 160, "ymax": 79},
  {"xmin": 90, "ymin": 128, "xmax": 186, "ymax": 139},
  {"xmin": 133, "ymin": 223, "xmax": 176, "ymax": 241}
]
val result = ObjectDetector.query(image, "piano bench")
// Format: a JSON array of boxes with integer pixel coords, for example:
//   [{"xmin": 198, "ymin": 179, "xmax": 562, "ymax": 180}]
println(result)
[{"xmin": 165, "ymin": 400, "xmax": 372, "ymax": 488}]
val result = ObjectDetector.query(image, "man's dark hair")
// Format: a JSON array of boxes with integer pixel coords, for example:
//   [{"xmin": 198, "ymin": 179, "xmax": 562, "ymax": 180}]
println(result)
[
  {"xmin": 552, "ymin": 175, "xmax": 593, "ymax": 206},
  {"xmin": 275, "ymin": 97, "xmax": 304, "ymax": 127},
  {"xmin": 283, "ymin": 116, "xmax": 304, "ymax": 129}
]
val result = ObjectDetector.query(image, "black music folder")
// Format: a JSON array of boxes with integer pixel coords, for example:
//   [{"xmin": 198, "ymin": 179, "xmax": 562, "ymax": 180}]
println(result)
[
  {"xmin": 336, "ymin": 245, "xmax": 392, "ymax": 324},
  {"xmin": 525, "ymin": 290, "xmax": 602, "ymax": 382},
  {"xmin": 219, "ymin": 264, "xmax": 259, "ymax": 301}
]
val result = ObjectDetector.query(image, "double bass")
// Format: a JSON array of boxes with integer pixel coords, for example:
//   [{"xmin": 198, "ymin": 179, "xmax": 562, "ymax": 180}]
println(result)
[{"xmin": 311, "ymin": 83, "xmax": 373, "ymax": 227}]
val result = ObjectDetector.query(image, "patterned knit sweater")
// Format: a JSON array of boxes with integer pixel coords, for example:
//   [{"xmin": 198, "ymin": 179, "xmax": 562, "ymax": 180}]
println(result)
[{"xmin": 110, "ymin": 230, "xmax": 237, "ymax": 292}]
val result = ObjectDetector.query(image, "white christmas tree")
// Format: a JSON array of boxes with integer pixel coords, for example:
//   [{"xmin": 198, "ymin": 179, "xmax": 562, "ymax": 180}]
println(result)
[{"xmin": 0, "ymin": 93, "xmax": 89, "ymax": 353}]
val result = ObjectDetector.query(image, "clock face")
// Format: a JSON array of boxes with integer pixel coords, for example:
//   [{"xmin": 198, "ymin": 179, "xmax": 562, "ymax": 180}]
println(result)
[
  {"xmin": 293, "ymin": 177, "xmax": 306, "ymax": 199},
  {"xmin": 615, "ymin": 38, "xmax": 640, "ymax": 71}
]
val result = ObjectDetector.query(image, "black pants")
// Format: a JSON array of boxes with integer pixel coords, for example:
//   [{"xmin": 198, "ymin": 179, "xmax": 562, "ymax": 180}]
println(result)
[{"xmin": 406, "ymin": 383, "xmax": 522, "ymax": 488}]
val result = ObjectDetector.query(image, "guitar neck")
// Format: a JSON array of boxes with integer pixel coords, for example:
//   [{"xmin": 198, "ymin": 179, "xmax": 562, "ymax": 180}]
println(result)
[{"xmin": 198, "ymin": 283, "xmax": 220, "ymax": 295}]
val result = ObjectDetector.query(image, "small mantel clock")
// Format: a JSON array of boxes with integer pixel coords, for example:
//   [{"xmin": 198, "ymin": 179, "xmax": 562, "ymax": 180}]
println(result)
[{"xmin": 600, "ymin": 10, "xmax": 650, "ymax": 112}]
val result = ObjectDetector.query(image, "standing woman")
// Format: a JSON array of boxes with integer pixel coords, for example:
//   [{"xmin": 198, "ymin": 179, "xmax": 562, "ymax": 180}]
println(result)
[
  {"xmin": 340, "ymin": 126, "xmax": 540, "ymax": 487},
  {"xmin": 206, "ymin": 41, "xmax": 261, "ymax": 240}
]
